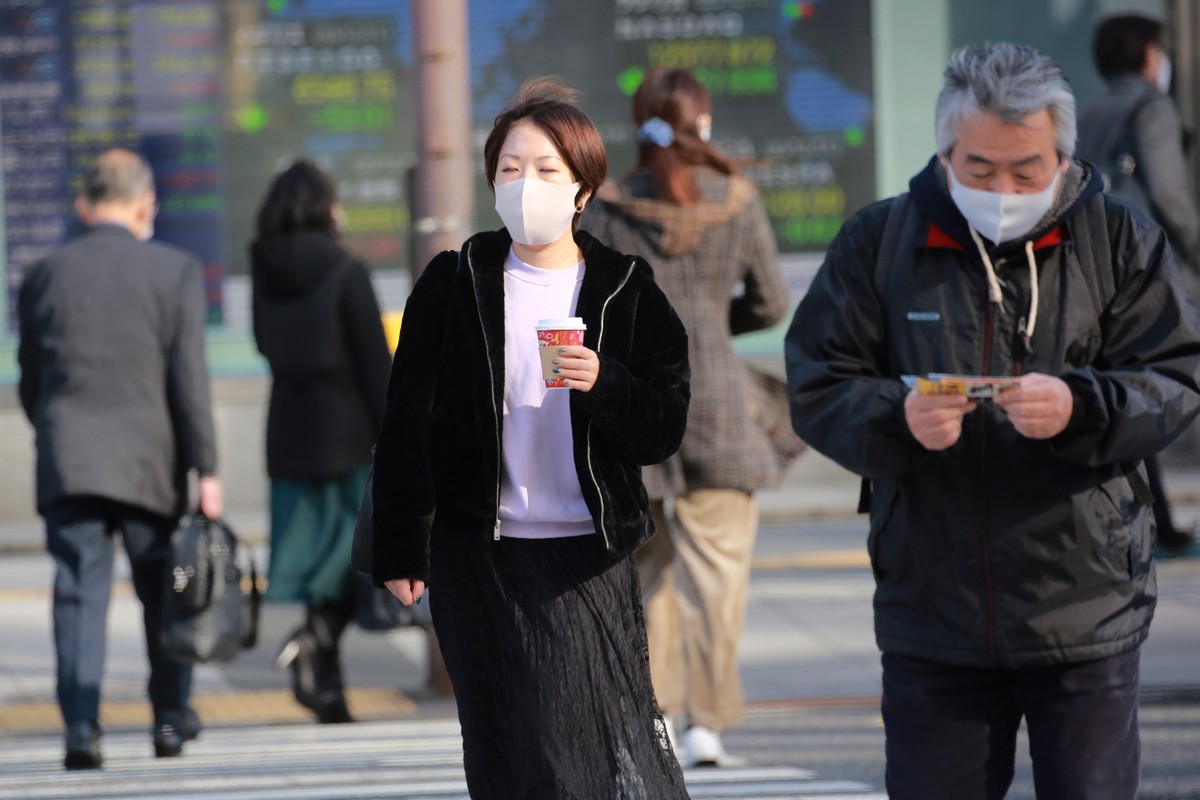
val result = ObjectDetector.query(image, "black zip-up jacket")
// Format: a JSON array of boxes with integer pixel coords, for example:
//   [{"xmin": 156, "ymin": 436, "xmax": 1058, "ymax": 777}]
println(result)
[
  {"xmin": 371, "ymin": 228, "xmax": 690, "ymax": 585},
  {"xmin": 785, "ymin": 156, "xmax": 1200, "ymax": 668}
]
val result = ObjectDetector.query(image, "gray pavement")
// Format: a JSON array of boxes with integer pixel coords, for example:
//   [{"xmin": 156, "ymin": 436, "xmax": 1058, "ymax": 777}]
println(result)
[{"xmin": 2, "ymin": 446, "xmax": 1199, "ymax": 797}]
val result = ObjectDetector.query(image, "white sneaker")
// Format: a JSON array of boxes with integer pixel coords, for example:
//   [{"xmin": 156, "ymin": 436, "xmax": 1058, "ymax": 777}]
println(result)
[
  {"xmin": 681, "ymin": 725, "xmax": 730, "ymax": 768},
  {"xmin": 659, "ymin": 715, "xmax": 680, "ymax": 757}
]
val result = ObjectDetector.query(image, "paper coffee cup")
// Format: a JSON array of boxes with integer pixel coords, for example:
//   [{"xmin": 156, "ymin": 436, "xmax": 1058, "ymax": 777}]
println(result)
[{"xmin": 536, "ymin": 317, "xmax": 587, "ymax": 388}]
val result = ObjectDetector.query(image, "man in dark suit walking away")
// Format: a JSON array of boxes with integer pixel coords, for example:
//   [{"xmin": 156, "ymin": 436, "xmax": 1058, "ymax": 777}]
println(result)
[{"xmin": 17, "ymin": 148, "xmax": 224, "ymax": 769}]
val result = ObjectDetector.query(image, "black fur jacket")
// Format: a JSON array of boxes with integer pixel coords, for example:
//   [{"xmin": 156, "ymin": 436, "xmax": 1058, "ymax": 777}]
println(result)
[{"xmin": 371, "ymin": 228, "xmax": 691, "ymax": 584}]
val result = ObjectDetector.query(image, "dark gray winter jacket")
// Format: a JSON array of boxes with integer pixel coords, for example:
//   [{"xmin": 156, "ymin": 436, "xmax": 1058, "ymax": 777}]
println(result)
[
  {"xmin": 785, "ymin": 156, "xmax": 1200, "ymax": 668},
  {"xmin": 1078, "ymin": 74, "xmax": 1200, "ymax": 272}
]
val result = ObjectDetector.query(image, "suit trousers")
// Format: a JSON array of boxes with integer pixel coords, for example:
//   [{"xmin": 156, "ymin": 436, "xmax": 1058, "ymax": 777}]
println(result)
[
  {"xmin": 637, "ymin": 489, "xmax": 758, "ymax": 731},
  {"xmin": 44, "ymin": 497, "xmax": 193, "ymax": 730},
  {"xmin": 882, "ymin": 649, "xmax": 1141, "ymax": 800}
]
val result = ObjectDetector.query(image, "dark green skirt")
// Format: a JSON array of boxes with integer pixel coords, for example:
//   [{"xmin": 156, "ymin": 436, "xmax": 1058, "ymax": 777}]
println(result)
[{"xmin": 265, "ymin": 463, "xmax": 370, "ymax": 605}]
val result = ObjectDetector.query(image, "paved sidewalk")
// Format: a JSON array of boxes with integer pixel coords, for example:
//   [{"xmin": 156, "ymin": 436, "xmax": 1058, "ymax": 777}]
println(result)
[
  {"xmin": 2, "ymin": 516, "xmax": 1198, "ymax": 738},
  {"xmin": 2, "ymin": 444, "xmax": 1199, "ymax": 737}
]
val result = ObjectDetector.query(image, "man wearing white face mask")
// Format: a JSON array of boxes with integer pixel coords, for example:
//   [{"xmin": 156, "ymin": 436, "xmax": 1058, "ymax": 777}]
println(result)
[{"xmin": 785, "ymin": 43, "xmax": 1200, "ymax": 800}]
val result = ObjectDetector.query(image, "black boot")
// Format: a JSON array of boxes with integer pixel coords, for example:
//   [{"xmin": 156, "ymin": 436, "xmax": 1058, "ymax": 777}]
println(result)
[
  {"xmin": 306, "ymin": 603, "xmax": 355, "ymax": 724},
  {"xmin": 275, "ymin": 625, "xmax": 322, "ymax": 715}
]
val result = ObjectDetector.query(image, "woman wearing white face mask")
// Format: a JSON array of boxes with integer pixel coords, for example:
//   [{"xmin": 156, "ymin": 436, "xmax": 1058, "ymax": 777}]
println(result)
[
  {"xmin": 581, "ymin": 67, "xmax": 792, "ymax": 769},
  {"xmin": 1078, "ymin": 13, "xmax": 1200, "ymax": 553},
  {"xmin": 370, "ymin": 77, "xmax": 691, "ymax": 798}
]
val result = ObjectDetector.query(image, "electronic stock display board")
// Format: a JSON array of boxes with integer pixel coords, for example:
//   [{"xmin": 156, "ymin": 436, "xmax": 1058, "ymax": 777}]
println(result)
[{"xmin": 1, "ymin": 0, "xmax": 873, "ymax": 326}]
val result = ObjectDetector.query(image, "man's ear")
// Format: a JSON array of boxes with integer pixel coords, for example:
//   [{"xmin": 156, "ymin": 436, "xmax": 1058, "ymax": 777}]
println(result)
[{"xmin": 74, "ymin": 196, "xmax": 92, "ymax": 224}]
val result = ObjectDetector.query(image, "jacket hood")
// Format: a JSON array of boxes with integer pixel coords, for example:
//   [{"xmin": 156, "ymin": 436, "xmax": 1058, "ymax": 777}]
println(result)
[
  {"xmin": 250, "ymin": 231, "xmax": 347, "ymax": 299},
  {"xmin": 593, "ymin": 169, "xmax": 758, "ymax": 257},
  {"xmin": 909, "ymin": 155, "xmax": 1105, "ymax": 256}
]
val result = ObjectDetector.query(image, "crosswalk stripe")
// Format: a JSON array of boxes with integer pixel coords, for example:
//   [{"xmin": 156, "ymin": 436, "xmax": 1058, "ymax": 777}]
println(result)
[{"xmin": 0, "ymin": 719, "xmax": 884, "ymax": 799}]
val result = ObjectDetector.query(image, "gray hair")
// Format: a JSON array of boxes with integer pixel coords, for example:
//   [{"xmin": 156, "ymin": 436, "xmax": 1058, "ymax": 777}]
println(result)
[
  {"xmin": 935, "ymin": 42, "xmax": 1076, "ymax": 160},
  {"xmin": 81, "ymin": 148, "xmax": 155, "ymax": 204}
]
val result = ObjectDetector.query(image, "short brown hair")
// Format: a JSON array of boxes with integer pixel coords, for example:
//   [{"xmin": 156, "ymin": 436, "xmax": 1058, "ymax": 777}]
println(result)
[{"xmin": 483, "ymin": 77, "xmax": 607, "ymax": 227}]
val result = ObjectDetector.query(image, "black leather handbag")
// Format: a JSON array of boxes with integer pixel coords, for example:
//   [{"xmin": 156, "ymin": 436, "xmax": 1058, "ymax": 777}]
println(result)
[
  {"xmin": 160, "ymin": 514, "xmax": 260, "ymax": 664},
  {"xmin": 350, "ymin": 462, "xmax": 417, "ymax": 631}
]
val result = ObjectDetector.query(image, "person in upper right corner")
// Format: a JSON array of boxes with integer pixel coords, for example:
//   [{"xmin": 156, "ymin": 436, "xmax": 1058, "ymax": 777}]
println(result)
[
  {"xmin": 581, "ymin": 67, "xmax": 791, "ymax": 769},
  {"xmin": 1077, "ymin": 13, "xmax": 1200, "ymax": 553}
]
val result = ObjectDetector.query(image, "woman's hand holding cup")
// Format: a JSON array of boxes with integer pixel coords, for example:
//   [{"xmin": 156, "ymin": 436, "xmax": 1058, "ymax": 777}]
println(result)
[{"xmin": 552, "ymin": 345, "xmax": 600, "ymax": 392}]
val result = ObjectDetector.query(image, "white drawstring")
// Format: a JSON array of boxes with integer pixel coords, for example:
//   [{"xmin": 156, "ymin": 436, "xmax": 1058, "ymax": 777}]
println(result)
[
  {"xmin": 967, "ymin": 224, "xmax": 1004, "ymax": 305},
  {"xmin": 965, "ymin": 225, "xmax": 1040, "ymax": 352},
  {"xmin": 1022, "ymin": 240, "xmax": 1038, "ymax": 346}
]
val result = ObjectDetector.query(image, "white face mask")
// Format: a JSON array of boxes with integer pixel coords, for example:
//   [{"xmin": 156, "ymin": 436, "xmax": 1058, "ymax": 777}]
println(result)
[
  {"xmin": 494, "ymin": 177, "xmax": 581, "ymax": 246},
  {"xmin": 946, "ymin": 165, "xmax": 1061, "ymax": 244},
  {"xmin": 1155, "ymin": 53, "xmax": 1172, "ymax": 93}
]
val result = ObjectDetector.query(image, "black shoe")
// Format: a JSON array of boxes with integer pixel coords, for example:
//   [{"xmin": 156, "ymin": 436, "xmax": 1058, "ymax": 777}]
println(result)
[
  {"xmin": 64, "ymin": 722, "xmax": 102, "ymax": 770},
  {"xmin": 150, "ymin": 705, "xmax": 201, "ymax": 758},
  {"xmin": 181, "ymin": 707, "xmax": 202, "ymax": 742},
  {"xmin": 153, "ymin": 722, "xmax": 186, "ymax": 758}
]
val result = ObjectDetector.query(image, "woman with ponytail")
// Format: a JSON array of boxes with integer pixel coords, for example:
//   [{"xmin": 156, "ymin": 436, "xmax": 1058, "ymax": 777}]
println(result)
[{"xmin": 583, "ymin": 67, "xmax": 791, "ymax": 768}]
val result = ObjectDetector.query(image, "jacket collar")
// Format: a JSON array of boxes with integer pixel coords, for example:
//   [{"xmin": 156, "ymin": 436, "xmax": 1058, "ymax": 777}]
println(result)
[
  {"xmin": 88, "ymin": 222, "xmax": 139, "ymax": 239},
  {"xmin": 461, "ymin": 227, "xmax": 637, "ymax": 296},
  {"xmin": 924, "ymin": 223, "xmax": 1064, "ymax": 252},
  {"xmin": 908, "ymin": 154, "xmax": 1104, "ymax": 257},
  {"xmin": 460, "ymin": 227, "xmax": 640, "ymax": 363}
]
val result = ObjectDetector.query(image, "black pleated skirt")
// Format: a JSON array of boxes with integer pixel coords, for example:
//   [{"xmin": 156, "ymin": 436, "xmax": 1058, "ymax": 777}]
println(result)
[{"xmin": 429, "ymin": 531, "xmax": 689, "ymax": 800}]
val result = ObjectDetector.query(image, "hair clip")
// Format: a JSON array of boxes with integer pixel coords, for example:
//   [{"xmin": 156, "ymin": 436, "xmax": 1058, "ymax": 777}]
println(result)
[{"xmin": 636, "ymin": 117, "xmax": 675, "ymax": 148}]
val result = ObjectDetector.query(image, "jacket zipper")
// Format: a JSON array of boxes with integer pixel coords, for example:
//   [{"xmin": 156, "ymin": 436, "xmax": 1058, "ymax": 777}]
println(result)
[
  {"xmin": 585, "ymin": 258, "xmax": 637, "ymax": 551},
  {"xmin": 465, "ymin": 242, "xmax": 504, "ymax": 541},
  {"xmin": 980, "ymin": 287, "xmax": 998, "ymax": 659}
]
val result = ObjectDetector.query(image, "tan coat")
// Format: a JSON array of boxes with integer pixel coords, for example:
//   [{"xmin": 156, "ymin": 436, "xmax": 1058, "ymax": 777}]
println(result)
[{"xmin": 582, "ymin": 168, "xmax": 791, "ymax": 496}]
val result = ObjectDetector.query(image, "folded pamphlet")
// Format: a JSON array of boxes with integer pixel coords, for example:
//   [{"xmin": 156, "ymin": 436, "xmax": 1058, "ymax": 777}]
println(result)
[{"xmin": 901, "ymin": 373, "xmax": 1020, "ymax": 399}]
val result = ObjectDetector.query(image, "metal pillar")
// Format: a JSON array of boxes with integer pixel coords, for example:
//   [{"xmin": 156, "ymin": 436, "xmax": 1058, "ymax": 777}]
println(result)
[
  {"xmin": 410, "ymin": 0, "xmax": 473, "ymax": 696},
  {"xmin": 410, "ymin": 0, "xmax": 474, "ymax": 282}
]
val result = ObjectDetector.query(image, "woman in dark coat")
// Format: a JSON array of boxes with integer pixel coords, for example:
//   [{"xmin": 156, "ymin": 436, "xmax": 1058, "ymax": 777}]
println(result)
[
  {"xmin": 372, "ymin": 78, "xmax": 691, "ymax": 798},
  {"xmin": 250, "ymin": 159, "xmax": 391, "ymax": 723}
]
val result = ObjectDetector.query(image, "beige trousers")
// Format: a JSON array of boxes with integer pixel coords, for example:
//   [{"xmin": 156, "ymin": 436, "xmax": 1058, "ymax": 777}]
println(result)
[{"xmin": 637, "ymin": 489, "xmax": 758, "ymax": 732}]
